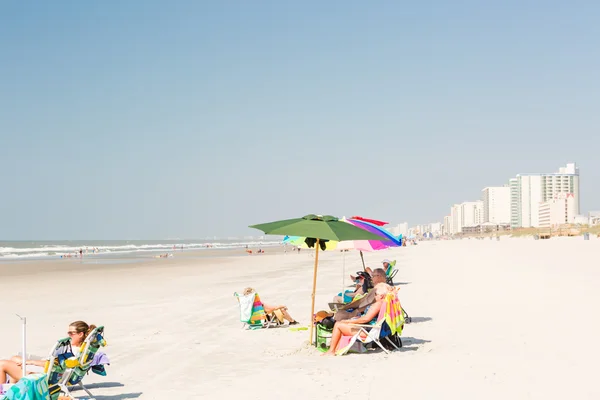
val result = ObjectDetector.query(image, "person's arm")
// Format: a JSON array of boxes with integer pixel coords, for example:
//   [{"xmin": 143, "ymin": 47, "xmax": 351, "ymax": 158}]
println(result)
[
  {"xmin": 26, "ymin": 360, "xmax": 46, "ymax": 367},
  {"xmin": 343, "ymin": 301, "xmax": 382, "ymax": 324}
]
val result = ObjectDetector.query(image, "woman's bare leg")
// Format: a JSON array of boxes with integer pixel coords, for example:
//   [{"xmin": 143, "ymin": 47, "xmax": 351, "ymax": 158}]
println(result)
[
  {"xmin": 263, "ymin": 303, "xmax": 286, "ymax": 314},
  {"xmin": 10, "ymin": 356, "xmax": 22, "ymax": 365},
  {"xmin": 281, "ymin": 309, "xmax": 296, "ymax": 323},
  {"xmin": 0, "ymin": 360, "xmax": 23, "ymax": 384},
  {"xmin": 323, "ymin": 323, "xmax": 356, "ymax": 356}
]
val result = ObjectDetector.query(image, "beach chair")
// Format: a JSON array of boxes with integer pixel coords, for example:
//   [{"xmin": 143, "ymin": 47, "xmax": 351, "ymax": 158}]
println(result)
[
  {"xmin": 385, "ymin": 260, "xmax": 398, "ymax": 286},
  {"xmin": 234, "ymin": 291, "xmax": 282, "ymax": 329},
  {"xmin": 44, "ymin": 337, "xmax": 79, "ymax": 400},
  {"xmin": 335, "ymin": 291, "xmax": 405, "ymax": 356},
  {"xmin": 56, "ymin": 326, "xmax": 107, "ymax": 400}
]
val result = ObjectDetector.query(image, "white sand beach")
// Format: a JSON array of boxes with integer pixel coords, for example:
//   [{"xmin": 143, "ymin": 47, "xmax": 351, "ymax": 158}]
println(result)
[{"xmin": 2, "ymin": 237, "xmax": 600, "ymax": 399}]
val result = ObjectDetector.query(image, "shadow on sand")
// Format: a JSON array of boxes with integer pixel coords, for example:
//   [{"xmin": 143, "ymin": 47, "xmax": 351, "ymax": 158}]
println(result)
[
  {"xmin": 71, "ymin": 382, "xmax": 143, "ymax": 400},
  {"xmin": 407, "ymin": 317, "xmax": 432, "ymax": 324},
  {"xmin": 358, "ymin": 336, "xmax": 431, "ymax": 354},
  {"xmin": 93, "ymin": 394, "xmax": 143, "ymax": 400},
  {"xmin": 397, "ymin": 336, "xmax": 432, "ymax": 352}
]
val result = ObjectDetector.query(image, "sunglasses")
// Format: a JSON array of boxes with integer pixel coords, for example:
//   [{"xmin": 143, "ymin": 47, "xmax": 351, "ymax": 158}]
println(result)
[{"xmin": 67, "ymin": 331, "xmax": 80, "ymax": 336}]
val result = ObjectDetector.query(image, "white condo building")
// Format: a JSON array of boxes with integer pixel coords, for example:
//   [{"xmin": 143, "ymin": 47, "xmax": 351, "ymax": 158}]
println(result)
[
  {"xmin": 429, "ymin": 222, "xmax": 442, "ymax": 236},
  {"xmin": 461, "ymin": 201, "xmax": 484, "ymax": 228},
  {"xmin": 539, "ymin": 193, "xmax": 577, "ymax": 228},
  {"xmin": 443, "ymin": 216, "xmax": 451, "ymax": 236},
  {"xmin": 389, "ymin": 222, "xmax": 408, "ymax": 237},
  {"xmin": 450, "ymin": 204, "xmax": 463, "ymax": 234},
  {"xmin": 510, "ymin": 163, "xmax": 580, "ymax": 228},
  {"xmin": 447, "ymin": 201, "xmax": 483, "ymax": 234},
  {"xmin": 482, "ymin": 186, "xmax": 511, "ymax": 224}
]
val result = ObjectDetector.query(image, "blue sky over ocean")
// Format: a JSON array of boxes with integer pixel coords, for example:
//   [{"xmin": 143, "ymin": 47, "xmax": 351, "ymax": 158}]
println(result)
[{"xmin": 1, "ymin": 1, "xmax": 599, "ymax": 239}]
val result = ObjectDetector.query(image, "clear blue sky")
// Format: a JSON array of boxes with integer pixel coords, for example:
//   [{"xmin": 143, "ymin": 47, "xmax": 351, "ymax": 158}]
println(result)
[{"xmin": 1, "ymin": 1, "xmax": 599, "ymax": 239}]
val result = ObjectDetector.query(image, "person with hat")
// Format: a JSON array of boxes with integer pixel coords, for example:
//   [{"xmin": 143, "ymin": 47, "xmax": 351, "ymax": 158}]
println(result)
[
  {"xmin": 332, "ymin": 271, "xmax": 372, "ymax": 304},
  {"xmin": 331, "ymin": 268, "xmax": 387, "ymax": 320}
]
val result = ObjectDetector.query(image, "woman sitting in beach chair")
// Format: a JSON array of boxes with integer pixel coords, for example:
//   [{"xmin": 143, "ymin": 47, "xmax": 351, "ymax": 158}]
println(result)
[
  {"xmin": 0, "ymin": 320, "xmax": 107, "ymax": 384},
  {"xmin": 322, "ymin": 283, "xmax": 392, "ymax": 356},
  {"xmin": 242, "ymin": 288, "xmax": 299, "ymax": 325}
]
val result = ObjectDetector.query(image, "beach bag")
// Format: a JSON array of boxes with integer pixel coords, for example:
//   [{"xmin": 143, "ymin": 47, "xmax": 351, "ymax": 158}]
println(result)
[{"xmin": 319, "ymin": 316, "xmax": 335, "ymax": 330}]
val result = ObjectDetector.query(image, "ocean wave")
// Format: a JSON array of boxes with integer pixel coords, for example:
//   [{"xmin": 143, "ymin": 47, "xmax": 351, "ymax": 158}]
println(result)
[{"xmin": 0, "ymin": 240, "xmax": 281, "ymax": 259}]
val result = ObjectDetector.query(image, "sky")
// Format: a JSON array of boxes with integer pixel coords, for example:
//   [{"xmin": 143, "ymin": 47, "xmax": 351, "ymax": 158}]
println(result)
[{"xmin": 1, "ymin": 1, "xmax": 599, "ymax": 240}]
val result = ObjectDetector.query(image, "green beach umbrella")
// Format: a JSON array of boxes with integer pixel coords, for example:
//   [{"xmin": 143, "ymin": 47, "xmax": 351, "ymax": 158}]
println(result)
[{"xmin": 249, "ymin": 214, "xmax": 386, "ymax": 344}]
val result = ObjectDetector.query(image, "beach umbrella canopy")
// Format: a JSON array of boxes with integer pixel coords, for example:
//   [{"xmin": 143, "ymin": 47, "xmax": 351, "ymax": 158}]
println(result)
[
  {"xmin": 252, "ymin": 214, "xmax": 384, "ymax": 241},
  {"xmin": 341, "ymin": 218, "xmax": 402, "ymax": 251},
  {"xmin": 337, "ymin": 217, "xmax": 403, "ymax": 280},
  {"xmin": 249, "ymin": 214, "xmax": 386, "ymax": 343}
]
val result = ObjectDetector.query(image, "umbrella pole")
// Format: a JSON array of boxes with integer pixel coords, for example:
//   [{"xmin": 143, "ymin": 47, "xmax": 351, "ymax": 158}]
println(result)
[
  {"xmin": 309, "ymin": 239, "xmax": 320, "ymax": 345},
  {"xmin": 16, "ymin": 314, "xmax": 26, "ymax": 378},
  {"xmin": 360, "ymin": 250, "xmax": 366, "ymax": 271},
  {"xmin": 342, "ymin": 250, "xmax": 346, "ymax": 299}
]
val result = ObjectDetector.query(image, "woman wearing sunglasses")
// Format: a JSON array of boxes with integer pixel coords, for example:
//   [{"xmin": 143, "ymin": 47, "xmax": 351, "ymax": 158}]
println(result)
[{"xmin": 0, "ymin": 320, "xmax": 96, "ymax": 384}]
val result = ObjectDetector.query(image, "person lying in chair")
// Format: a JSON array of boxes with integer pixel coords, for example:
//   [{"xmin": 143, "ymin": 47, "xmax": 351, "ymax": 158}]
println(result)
[
  {"xmin": 322, "ymin": 283, "xmax": 393, "ymax": 356},
  {"xmin": 243, "ymin": 288, "xmax": 299, "ymax": 325}
]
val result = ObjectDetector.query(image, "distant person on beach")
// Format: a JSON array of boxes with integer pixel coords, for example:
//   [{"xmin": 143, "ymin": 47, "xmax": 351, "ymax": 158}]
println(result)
[
  {"xmin": 79, "ymin": 248, "xmax": 83, "ymax": 258},
  {"xmin": 243, "ymin": 288, "xmax": 299, "ymax": 325}
]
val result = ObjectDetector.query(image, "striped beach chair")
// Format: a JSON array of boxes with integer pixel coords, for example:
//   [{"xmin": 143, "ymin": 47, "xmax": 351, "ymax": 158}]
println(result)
[
  {"xmin": 234, "ymin": 291, "xmax": 282, "ymax": 329},
  {"xmin": 44, "ymin": 337, "xmax": 79, "ymax": 400},
  {"xmin": 57, "ymin": 326, "xmax": 107, "ymax": 400}
]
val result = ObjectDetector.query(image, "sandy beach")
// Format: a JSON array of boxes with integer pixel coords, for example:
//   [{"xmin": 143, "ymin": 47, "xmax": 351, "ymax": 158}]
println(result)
[{"xmin": 2, "ymin": 237, "xmax": 600, "ymax": 399}]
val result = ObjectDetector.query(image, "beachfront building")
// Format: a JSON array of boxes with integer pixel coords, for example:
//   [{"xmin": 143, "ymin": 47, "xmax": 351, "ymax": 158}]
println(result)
[
  {"xmin": 482, "ymin": 186, "xmax": 511, "ymax": 224},
  {"xmin": 538, "ymin": 193, "xmax": 577, "ymax": 228},
  {"xmin": 461, "ymin": 201, "xmax": 484, "ymax": 228},
  {"xmin": 417, "ymin": 224, "xmax": 429, "ymax": 236},
  {"xmin": 443, "ymin": 216, "xmax": 451, "ymax": 236},
  {"xmin": 447, "ymin": 201, "xmax": 483, "ymax": 235},
  {"xmin": 389, "ymin": 222, "xmax": 408, "ymax": 237},
  {"xmin": 450, "ymin": 204, "xmax": 463, "ymax": 234},
  {"xmin": 590, "ymin": 212, "xmax": 600, "ymax": 226},
  {"xmin": 462, "ymin": 223, "xmax": 511, "ymax": 235},
  {"xmin": 429, "ymin": 222, "xmax": 442, "ymax": 236},
  {"xmin": 510, "ymin": 163, "xmax": 580, "ymax": 228}
]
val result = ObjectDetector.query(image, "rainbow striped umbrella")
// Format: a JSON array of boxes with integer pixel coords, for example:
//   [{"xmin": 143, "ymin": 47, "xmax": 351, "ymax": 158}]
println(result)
[{"xmin": 337, "ymin": 217, "xmax": 402, "ymax": 252}]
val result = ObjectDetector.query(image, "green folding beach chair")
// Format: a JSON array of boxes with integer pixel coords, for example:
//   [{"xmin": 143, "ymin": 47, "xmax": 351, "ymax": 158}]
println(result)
[
  {"xmin": 44, "ymin": 337, "xmax": 79, "ymax": 400},
  {"xmin": 58, "ymin": 326, "xmax": 107, "ymax": 400},
  {"xmin": 385, "ymin": 260, "xmax": 398, "ymax": 285}
]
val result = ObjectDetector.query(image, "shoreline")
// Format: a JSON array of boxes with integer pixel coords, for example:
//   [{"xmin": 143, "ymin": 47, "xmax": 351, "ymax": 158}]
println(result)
[{"xmin": 0, "ymin": 246, "xmax": 292, "ymax": 277}]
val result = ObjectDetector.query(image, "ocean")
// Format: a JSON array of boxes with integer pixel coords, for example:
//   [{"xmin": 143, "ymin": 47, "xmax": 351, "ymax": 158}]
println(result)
[{"xmin": 0, "ymin": 239, "xmax": 283, "ymax": 261}]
